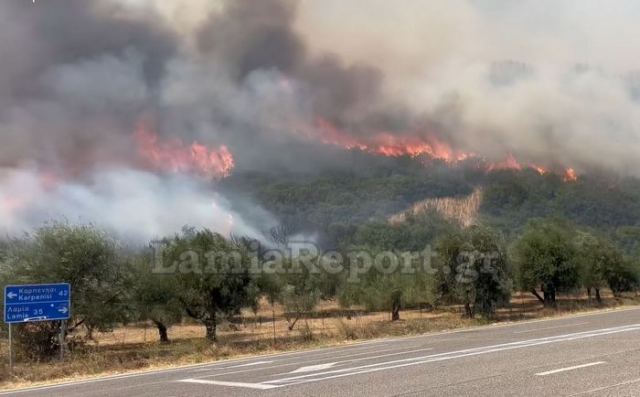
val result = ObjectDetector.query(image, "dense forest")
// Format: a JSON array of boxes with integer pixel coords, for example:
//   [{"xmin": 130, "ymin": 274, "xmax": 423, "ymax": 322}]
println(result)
[{"xmin": 221, "ymin": 154, "xmax": 640, "ymax": 255}]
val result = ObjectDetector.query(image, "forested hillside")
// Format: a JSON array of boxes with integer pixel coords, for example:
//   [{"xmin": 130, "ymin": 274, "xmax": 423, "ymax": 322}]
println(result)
[{"xmin": 221, "ymin": 154, "xmax": 640, "ymax": 254}]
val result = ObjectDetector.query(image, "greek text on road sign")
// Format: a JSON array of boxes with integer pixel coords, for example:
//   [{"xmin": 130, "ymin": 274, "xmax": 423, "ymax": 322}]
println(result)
[{"xmin": 4, "ymin": 283, "xmax": 71, "ymax": 323}]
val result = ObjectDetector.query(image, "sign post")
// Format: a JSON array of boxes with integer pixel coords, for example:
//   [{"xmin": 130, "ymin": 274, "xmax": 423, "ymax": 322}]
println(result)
[
  {"xmin": 3, "ymin": 283, "xmax": 71, "ymax": 368},
  {"xmin": 8, "ymin": 324, "xmax": 12, "ymax": 373}
]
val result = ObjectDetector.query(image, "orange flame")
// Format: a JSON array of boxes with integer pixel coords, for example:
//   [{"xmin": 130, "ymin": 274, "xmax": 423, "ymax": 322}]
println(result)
[
  {"xmin": 315, "ymin": 118, "xmax": 469, "ymax": 162},
  {"xmin": 312, "ymin": 119, "xmax": 571, "ymax": 179},
  {"xmin": 486, "ymin": 154, "xmax": 548, "ymax": 175},
  {"xmin": 486, "ymin": 154, "xmax": 523, "ymax": 172},
  {"xmin": 531, "ymin": 165, "xmax": 548, "ymax": 175},
  {"xmin": 134, "ymin": 121, "xmax": 234, "ymax": 180},
  {"xmin": 564, "ymin": 168, "xmax": 578, "ymax": 182}
]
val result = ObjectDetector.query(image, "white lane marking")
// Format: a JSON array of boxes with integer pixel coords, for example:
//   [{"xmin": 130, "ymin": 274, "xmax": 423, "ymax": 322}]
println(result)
[
  {"xmin": 290, "ymin": 363, "xmax": 337, "ymax": 373},
  {"xmin": 275, "ymin": 344, "xmax": 392, "ymax": 361},
  {"xmin": 535, "ymin": 361, "xmax": 606, "ymax": 376},
  {"xmin": 195, "ymin": 347, "xmax": 433, "ymax": 379},
  {"xmin": 193, "ymin": 360, "xmax": 273, "ymax": 372},
  {"xmin": 192, "ymin": 347, "xmax": 401, "ymax": 375},
  {"xmin": 0, "ymin": 339, "xmax": 387, "ymax": 395},
  {"xmin": 340, "ymin": 347, "xmax": 433, "ymax": 365},
  {"xmin": 262, "ymin": 324, "xmax": 640, "ymax": 387},
  {"xmin": 514, "ymin": 322, "xmax": 589, "ymax": 334},
  {"xmin": 5, "ymin": 307, "xmax": 640, "ymax": 395},
  {"xmin": 227, "ymin": 360, "xmax": 274, "ymax": 368},
  {"xmin": 178, "ymin": 379, "xmax": 279, "ymax": 390},
  {"xmin": 266, "ymin": 347, "xmax": 435, "ymax": 378},
  {"xmin": 568, "ymin": 377, "xmax": 640, "ymax": 396}
]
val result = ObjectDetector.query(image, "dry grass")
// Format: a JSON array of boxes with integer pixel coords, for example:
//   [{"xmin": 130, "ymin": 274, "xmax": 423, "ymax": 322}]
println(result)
[{"xmin": 0, "ymin": 290, "xmax": 638, "ymax": 390}]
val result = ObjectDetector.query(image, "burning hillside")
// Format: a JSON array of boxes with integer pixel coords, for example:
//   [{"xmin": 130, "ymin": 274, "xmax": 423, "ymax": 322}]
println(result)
[
  {"xmin": 312, "ymin": 118, "xmax": 578, "ymax": 181},
  {"xmin": 134, "ymin": 121, "xmax": 234, "ymax": 180},
  {"xmin": 2, "ymin": 0, "xmax": 639, "ymax": 239}
]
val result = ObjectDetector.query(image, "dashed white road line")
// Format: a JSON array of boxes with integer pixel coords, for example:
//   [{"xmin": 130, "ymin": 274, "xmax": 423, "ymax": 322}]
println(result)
[
  {"xmin": 535, "ymin": 361, "xmax": 606, "ymax": 376},
  {"xmin": 260, "ymin": 324, "xmax": 640, "ymax": 387},
  {"xmin": 179, "ymin": 325, "xmax": 638, "ymax": 390},
  {"xmin": 180, "ymin": 324, "xmax": 640, "ymax": 390}
]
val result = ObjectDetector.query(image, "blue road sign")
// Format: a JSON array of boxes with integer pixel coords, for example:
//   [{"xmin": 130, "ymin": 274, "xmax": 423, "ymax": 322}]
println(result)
[{"xmin": 4, "ymin": 283, "xmax": 71, "ymax": 324}]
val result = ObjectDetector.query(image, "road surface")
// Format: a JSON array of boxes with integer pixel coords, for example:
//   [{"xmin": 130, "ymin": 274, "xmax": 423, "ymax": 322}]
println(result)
[{"xmin": 4, "ymin": 307, "xmax": 640, "ymax": 396}]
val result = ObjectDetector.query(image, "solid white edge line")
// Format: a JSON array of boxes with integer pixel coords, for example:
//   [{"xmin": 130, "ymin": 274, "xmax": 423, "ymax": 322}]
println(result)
[
  {"xmin": 513, "ymin": 322, "xmax": 589, "ymax": 334},
  {"xmin": 568, "ymin": 377, "xmax": 640, "ymax": 396},
  {"xmin": 263, "ymin": 325, "xmax": 639, "ymax": 385},
  {"xmin": 3, "ymin": 305, "xmax": 640, "ymax": 395},
  {"xmin": 535, "ymin": 361, "xmax": 606, "ymax": 376},
  {"xmin": 224, "ymin": 360, "xmax": 275, "ymax": 369}
]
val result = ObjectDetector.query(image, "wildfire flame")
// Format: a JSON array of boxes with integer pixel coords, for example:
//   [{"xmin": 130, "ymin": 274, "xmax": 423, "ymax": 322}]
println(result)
[
  {"xmin": 564, "ymin": 168, "xmax": 578, "ymax": 182},
  {"xmin": 486, "ymin": 154, "xmax": 549, "ymax": 175},
  {"xmin": 313, "ymin": 118, "xmax": 577, "ymax": 180},
  {"xmin": 486, "ymin": 153, "xmax": 523, "ymax": 172},
  {"xmin": 531, "ymin": 166, "xmax": 548, "ymax": 175},
  {"xmin": 134, "ymin": 121, "xmax": 234, "ymax": 180},
  {"xmin": 315, "ymin": 118, "xmax": 468, "ymax": 162}
]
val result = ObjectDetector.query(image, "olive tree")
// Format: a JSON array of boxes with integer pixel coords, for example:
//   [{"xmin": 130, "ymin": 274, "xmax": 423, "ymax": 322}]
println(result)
[
  {"xmin": 129, "ymin": 252, "xmax": 183, "ymax": 343},
  {"xmin": 513, "ymin": 219, "xmax": 580, "ymax": 308},
  {"xmin": 159, "ymin": 228, "xmax": 257, "ymax": 342},
  {"xmin": 339, "ymin": 248, "xmax": 435, "ymax": 321},
  {"xmin": 0, "ymin": 223, "xmax": 128, "ymax": 357},
  {"xmin": 435, "ymin": 227, "xmax": 512, "ymax": 318}
]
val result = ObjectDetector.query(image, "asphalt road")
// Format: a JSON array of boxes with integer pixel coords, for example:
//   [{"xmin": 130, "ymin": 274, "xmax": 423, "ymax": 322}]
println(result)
[{"xmin": 5, "ymin": 307, "xmax": 640, "ymax": 397}]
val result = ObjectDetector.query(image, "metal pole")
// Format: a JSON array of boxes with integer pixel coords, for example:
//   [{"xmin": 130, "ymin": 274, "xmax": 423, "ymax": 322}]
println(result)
[
  {"xmin": 272, "ymin": 303, "xmax": 276, "ymax": 346},
  {"xmin": 8, "ymin": 323, "xmax": 12, "ymax": 373},
  {"xmin": 59, "ymin": 321, "xmax": 65, "ymax": 361}
]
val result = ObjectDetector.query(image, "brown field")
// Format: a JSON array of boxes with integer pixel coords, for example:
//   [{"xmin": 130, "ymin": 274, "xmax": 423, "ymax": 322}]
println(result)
[{"xmin": 0, "ymin": 290, "xmax": 638, "ymax": 390}]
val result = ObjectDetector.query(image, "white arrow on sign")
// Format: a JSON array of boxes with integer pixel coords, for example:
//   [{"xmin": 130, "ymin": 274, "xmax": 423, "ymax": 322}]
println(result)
[
  {"xmin": 24, "ymin": 317, "xmax": 46, "ymax": 322},
  {"xmin": 58, "ymin": 307, "xmax": 68, "ymax": 314},
  {"xmin": 6, "ymin": 292, "xmax": 17, "ymax": 299},
  {"xmin": 289, "ymin": 362, "xmax": 337, "ymax": 373}
]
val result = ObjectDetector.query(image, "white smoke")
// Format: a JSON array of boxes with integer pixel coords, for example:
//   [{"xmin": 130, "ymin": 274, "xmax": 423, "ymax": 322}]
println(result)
[{"xmin": 0, "ymin": 167, "xmax": 273, "ymax": 242}]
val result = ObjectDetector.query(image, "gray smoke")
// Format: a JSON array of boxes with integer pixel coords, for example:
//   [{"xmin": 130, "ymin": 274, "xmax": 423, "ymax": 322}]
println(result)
[
  {"xmin": 3, "ymin": 0, "xmax": 640, "ymax": 237},
  {"xmin": 0, "ymin": 167, "xmax": 274, "ymax": 242}
]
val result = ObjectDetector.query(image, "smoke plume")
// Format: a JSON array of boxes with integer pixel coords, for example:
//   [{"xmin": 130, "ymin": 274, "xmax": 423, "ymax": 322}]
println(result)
[{"xmin": 2, "ymin": 0, "xmax": 640, "ymax": 237}]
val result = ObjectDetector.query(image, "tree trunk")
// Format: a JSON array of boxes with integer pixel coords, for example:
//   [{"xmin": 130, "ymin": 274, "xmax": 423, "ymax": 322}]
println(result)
[
  {"xmin": 464, "ymin": 302, "xmax": 474, "ymax": 319},
  {"xmin": 531, "ymin": 289, "xmax": 545, "ymax": 304},
  {"xmin": 287, "ymin": 315, "xmax": 300, "ymax": 331},
  {"xmin": 272, "ymin": 303, "xmax": 276, "ymax": 345},
  {"xmin": 86, "ymin": 325, "xmax": 95, "ymax": 342},
  {"xmin": 391, "ymin": 290, "xmax": 402, "ymax": 321},
  {"xmin": 204, "ymin": 316, "xmax": 217, "ymax": 342},
  {"xmin": 542, "ymin": 283, "xmax": 557, "ymax": 308},
  {"xmin": 152, "ymin": 320, "xmax": 170, "ymax": 343},
  {"xmin": 595, "ymin": 288, "xmax": 602, "ymax": 304},
  {"xmin": 587, "ymin": 287, "xmax": 592, "ymax": 303},
  {"xmin": 391, "ymin": 301, "xmax": 401, "ymax": 321}
]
